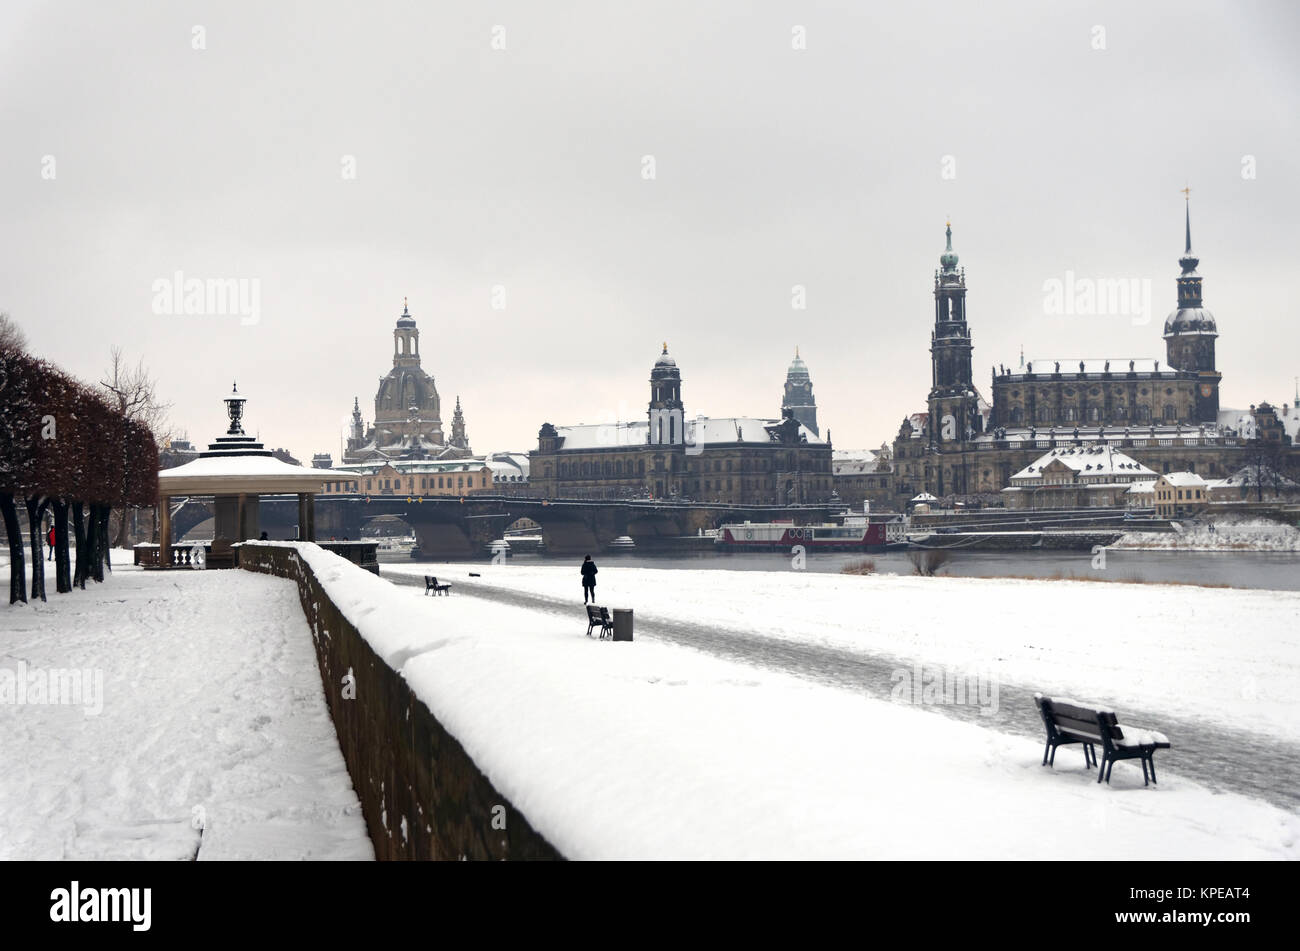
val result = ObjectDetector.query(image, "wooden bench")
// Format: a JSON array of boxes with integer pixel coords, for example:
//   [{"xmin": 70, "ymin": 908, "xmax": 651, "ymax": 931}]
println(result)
[
  {"xmin": 586, "ymin": 604, "xmax": 613, "ymax": 640},
  {"xmin": 424, "ymin": 575, "xmax": 451, "ymax": 596},
  {"xmin": 1034, "ymin": 693, "xmax": 1171, "ymax": 786}
]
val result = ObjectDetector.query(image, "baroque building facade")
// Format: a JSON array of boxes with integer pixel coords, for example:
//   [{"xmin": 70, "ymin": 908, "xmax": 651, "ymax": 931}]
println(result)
[
  {"xmin": 889, "ymin": 207, "xmax": 1293, "ymax": 508},
  {"xmin": 342, "ymin": 300, "xmax": 475, "ymax": 465},
  {"xmin": 528, "ymin": 345, "xmax": 833, "ymax": 504}
]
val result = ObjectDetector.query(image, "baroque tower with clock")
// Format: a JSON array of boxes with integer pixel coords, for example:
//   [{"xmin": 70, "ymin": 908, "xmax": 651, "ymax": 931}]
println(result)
[
  {"xmin": 927, "ymin": 222, "xmax": 983, "ymax": 495},
  {"xmin": 1163, "ymin": 197, "xmax": 1221, "ymax": 421}
]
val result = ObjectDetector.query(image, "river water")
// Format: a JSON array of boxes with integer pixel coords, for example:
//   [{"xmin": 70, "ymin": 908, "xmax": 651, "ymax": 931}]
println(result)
[{"xmin": 392, "ymin": 547, "xmax": 1300, "ymax": 591}]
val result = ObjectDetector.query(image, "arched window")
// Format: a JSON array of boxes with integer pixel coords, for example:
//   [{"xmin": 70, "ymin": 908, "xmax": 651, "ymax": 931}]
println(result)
[{"xmin": 1164, "ymin": 405, "xmax": 1176, "ymax": 421}]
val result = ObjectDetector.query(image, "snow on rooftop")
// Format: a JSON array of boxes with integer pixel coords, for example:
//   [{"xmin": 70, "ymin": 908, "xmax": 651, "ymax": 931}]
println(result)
[
  {"xmin": 1010, "ymin": 445, "xmax": 1156, "ymax": 482},
  {"xmin": 552, "ymin": 416, "xmax": 824, "ymax": 450},
  {"xmin": 159, "ymin": 453, "xmax": 326, "ymax": 481},
  {"xmin": 1161, "ymin": 472, "xmax": 1209, "ymax": 487}
]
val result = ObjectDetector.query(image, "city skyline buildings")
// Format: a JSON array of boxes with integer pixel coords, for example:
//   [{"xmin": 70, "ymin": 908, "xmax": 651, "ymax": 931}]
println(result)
[{"xmin": 3, "ymin": 2, "xmax": 1295, "ymax": 461}]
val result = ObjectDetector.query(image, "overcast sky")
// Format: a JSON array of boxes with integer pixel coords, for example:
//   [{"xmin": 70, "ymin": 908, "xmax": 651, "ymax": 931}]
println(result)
[{"xmin": 3, "ymin": 1, "xmax": 1297, "ymax": 460}]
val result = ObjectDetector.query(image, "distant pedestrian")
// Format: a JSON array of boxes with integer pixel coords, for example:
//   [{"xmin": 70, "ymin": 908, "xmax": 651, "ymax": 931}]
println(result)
[
  {"xmin": 580, "ymin": 555, "xmax": 598, "ymax": 603},
  {"xmin": 259, "ymin": 531, "xmax": 268, "ymax": 540},
  {"xmin": 46, "ymin": 524, "xmax": 55, "ymax": 560}
]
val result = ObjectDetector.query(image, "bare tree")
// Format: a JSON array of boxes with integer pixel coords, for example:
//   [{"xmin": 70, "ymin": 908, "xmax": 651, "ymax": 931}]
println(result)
[
  {"xmin": 0, "ymin": 313, "xmax": 27, "ymax": 353},
  {"xmin": 100, "ymin": 347, "xmax": 171, "ymax": 547}
]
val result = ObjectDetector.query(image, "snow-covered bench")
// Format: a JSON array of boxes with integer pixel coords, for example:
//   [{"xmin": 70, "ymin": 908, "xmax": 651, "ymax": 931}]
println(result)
[
  {"xmin": 424, "ymin": 575, "xmax": 451, "ymax": 596},
  {"xmin": 586, "ymin": 604, "xmax": 613, "ymax": 640},
  {"xmin": 1033, "ymin": 693, "xmax": 1171, "ymax": 786}
]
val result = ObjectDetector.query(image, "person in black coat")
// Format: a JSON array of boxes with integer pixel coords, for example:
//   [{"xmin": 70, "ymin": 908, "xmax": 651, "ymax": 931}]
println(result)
[{"xmin": 580, "ymin": 555, "xmax": 598, "ymax": 603}]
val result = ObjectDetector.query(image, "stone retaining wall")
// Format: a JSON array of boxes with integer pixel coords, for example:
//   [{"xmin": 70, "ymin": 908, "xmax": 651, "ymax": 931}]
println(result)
[{"xmin": 238, "ymin": 542, "xmax": 562, "ymax": 860}]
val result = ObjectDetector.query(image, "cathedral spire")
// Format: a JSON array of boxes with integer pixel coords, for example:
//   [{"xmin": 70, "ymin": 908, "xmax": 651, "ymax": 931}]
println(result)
[{"xmin": 1179, "ymin": 188, "xmax": 1199, "ymax": 275}]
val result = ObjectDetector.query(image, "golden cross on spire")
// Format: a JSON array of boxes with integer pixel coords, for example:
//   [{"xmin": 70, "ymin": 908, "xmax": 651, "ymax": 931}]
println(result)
[
  {"xmin": 662, "ymin": 341, "xmax": 668, "ymax": 352},
  {"xmin": 403, "ymin": 295, "xmax": 408, "ymax": 308},
  {"xmin": 1180, "ymin": 185, "xmax": 1191, "ymax": 201}
]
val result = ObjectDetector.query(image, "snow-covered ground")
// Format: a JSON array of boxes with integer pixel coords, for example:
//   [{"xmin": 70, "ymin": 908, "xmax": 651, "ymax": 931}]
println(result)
[
  {"xmin": 386, "ymin": 562, "xmax": 1300, "ymax": 746},
  {"xmin": 6, "ymin": 548, "xmax": 1296, "ymax": 860},
  {"xmin": 0, "ymin": 556, "xmax": 372, "ymax": 860},
  {"xmin": 1115, "ymin": 517, "xmax": 1300, "ymax": 552},
  {"xmin": 326, "ymin": 552, "xmax": 1295, "ymax": 859}
]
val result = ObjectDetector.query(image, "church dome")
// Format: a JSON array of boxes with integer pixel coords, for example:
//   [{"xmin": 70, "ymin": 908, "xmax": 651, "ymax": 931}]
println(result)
[
  {"xmin": 377, "ymin": 366, "xmax": 437, "ymax": 410},
  {"xmin": 653, "ymin": 343, "xmax": 678, "ymax": 369},
  {"xmin": 939, "ymin": 222, "xmax": 959, "ymax": 272},
  {"xmin": 787, "ymin": 349, "xmax": 809, "ymax": 379},
  {"xmin": 396, "ymin": 299, "xmax": 416, "ymax": 328},
  {"xmin": 1163, "ymin": 307, "xmax": 1217, "ymax": 337}
]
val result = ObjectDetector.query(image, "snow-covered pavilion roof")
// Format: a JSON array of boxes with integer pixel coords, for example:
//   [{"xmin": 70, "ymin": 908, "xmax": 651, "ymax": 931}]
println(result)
[{"xmin": 158, "ymin": 454, "xmax": 326, "ymax": 495}]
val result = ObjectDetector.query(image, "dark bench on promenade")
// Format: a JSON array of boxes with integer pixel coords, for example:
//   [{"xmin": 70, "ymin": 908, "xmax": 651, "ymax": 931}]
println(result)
[
  {"xmin": 1034, "ymin": 693, "xmax": 1171, "ymax": 786},
  {"xmin": 586, "ymin": 604, "xmax": 613, "ymax": 640},
  {"xmin": 424, "ymin": 575, "xmax": 451, "ymax": 596}
]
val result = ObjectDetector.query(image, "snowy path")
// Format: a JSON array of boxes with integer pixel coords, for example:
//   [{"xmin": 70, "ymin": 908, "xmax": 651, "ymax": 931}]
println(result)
[
  {"xmin": 0, "ymin": 564, "xmax": 373, "ymax": 860},
  {"xmin": 385, "ymin": 568, "xmax": 1300, "ymax": 813}
]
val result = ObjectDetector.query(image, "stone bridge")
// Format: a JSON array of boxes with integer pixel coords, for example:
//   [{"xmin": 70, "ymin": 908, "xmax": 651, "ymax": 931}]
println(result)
[{"xmin": 258, "ymin": 494, "xmax": 840, "ymax": 557}]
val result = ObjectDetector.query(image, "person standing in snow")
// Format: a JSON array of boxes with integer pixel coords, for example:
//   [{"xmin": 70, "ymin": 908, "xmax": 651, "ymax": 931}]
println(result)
[
  {"xmin": 46, "ymin": 522, "xmax": 55, "ymax": 560},
  {"xmin": 580, "ymin": 555, "xmax": 598, "ymax": 603}
]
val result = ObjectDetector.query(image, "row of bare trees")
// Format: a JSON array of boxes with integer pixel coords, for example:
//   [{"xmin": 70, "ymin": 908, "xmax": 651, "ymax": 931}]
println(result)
[{"xmin": 1, "ymin": 319, "xmax": 160, "ymax": 604}]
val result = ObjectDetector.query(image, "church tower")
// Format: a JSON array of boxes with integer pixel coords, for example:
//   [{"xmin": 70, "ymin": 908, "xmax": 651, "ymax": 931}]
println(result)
[
  {"xmin": 782, "ymin": 348, "xmax": 819, "ymax": 435},
  {"xmin": 648, "ymin": 343, "xmax": 684, "ymax": 445},
  {"xmin": 1163, "ymin": 197, "xmax": 1220, "ymax": 421},
  {"xmin": 928, "ymin": 222, "xmax": 981, "ymax": 448},
  {"xmin": 394, "ymin": 297, "xmax": 420, "ymax": 367},
  {"xmin": 349, "ymin": 396, "xmax": 364, "ymax": 442},
  {"xmin": 450, "ymin": 396, "xmax": 469, "ymax": 450}
]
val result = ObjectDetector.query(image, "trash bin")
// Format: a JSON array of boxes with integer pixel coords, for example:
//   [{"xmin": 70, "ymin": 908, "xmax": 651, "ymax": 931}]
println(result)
[{"xmin": 612, "ymin": 608, "xmax": 634, "ymax": 642}]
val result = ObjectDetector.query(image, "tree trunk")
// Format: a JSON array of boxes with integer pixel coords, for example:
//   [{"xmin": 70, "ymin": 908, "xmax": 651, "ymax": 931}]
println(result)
[
  {"xmin": 113, "ymin": 506, "xmax": 130, "ymax": 548},
  {"xmin": 89, "ymin": 503, "xmax": 106, "ymax": 583},
  {"xmin": 1, "ymin": 493, "xmax": 27, "ymax": 605},
  {"xmin": 51, "ymin": 499, "xmax": 72, "ymax": 593},
  {"xmin": 25, "ymin": 496, "xmax": 49, "ymax": 602},
  {"xmin": 72, "ymin": 501, "xmax": 88, "ymax": 589},
  {"xmin": 99, "ymin": 505, "xmax": 113, "ymax": 575}
]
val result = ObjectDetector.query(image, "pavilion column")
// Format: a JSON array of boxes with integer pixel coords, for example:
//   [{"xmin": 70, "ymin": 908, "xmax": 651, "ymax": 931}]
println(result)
[
  {"xmin": 159, "ymin": 495, "xmax": 171, "ymax": 567},
  {"xmin": 305, "ymin": 493, "xmax": 316, "ymax": 541},
  {"xmin": 236, "ymin": 493, "xmax": 247, "ymax": 542},
  {"xmin": 297, "ymin": 493, "xmax": 307, "ymax": 541}
]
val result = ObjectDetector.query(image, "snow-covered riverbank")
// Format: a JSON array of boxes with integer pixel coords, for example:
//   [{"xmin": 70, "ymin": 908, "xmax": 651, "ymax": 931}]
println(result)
[
  {"xmin": 386, "ymin": 562, "xmax": 1300, "ymax": 746},
  {"xmin": 5, "ymin": 553, "xmax": 1296, "ymax": 860},
  {"xmin": 1115, "ymin": 517, "xmax": 1300, "ymax": 552},
  {"xmin": 363, "ymin": 557, "xmax": 1297, "ymax": 858}
]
